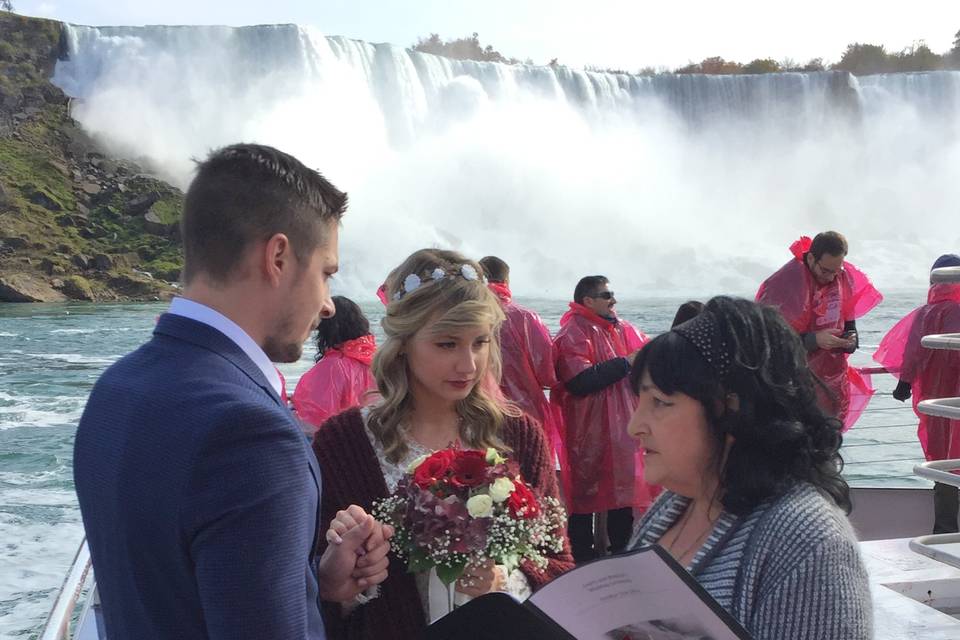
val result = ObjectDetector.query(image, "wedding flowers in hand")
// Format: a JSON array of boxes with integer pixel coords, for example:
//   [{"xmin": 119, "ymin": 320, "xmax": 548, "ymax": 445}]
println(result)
[{"xmin": 372, "ymin": 446, "xmax": 566, "ymax": 586}]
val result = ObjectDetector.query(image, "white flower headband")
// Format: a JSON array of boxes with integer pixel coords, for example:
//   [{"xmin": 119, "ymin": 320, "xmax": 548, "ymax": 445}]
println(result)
[{"xmin": 392, "ymin": 264, "xmax": 483, "ymax": 301}]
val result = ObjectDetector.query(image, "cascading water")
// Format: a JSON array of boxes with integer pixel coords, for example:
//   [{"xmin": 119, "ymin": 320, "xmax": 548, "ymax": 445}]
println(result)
[{"xmin": 52, "ymin": 23, "xmax": 960, "ymax": 298}]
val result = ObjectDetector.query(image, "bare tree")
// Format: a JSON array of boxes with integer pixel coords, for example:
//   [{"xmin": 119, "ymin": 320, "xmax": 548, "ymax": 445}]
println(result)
[{"xmin": 0, "ymin": 1, "xmax": 13, "ymax": 12}]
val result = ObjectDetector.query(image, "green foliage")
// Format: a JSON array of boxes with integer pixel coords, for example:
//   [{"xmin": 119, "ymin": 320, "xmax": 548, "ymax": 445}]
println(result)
[
  {"xmin": 0, "ymin": 40, "xmax": 15, "ymax": 61},
  {"xmin": 0, "ymin": 139, "xmax": 76, "ymax": 212},
  {"xmin": 833, "ymin": 40, "xmax": 947, "ymax": 74},
  {"xmin": 435, "ymin": 559, "xmax": 467, "ymax": 586},
  {"xmin": 833, "ymin": 43, "xmax": 889, "ymax": 74},
  {"xmin": 412, "ymin": 28, "xmax": 960, "ymax": 76},
  {"xmin": 412, "ymin": 33, "xmax": 523, "ymax": 65},
  {"xmin": 61, "ymin": 274, "xmax": 94, "ymax": 300},
  {"xmin": 676, "ymin": 57, "xmax": 743, "ymax": 74},
  {"xmin": 896, "ymin": 41, "xmax": 941, "ymax": 72},
  {"xmin": 743, "ymin": 58, "xmax": 781, "ymax": 74}
]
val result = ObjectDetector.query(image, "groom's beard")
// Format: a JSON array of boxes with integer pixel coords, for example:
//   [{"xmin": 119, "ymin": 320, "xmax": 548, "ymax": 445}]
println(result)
[{"xmin": 263, "ymin": 313, "xmax": 304, "ymax": 363}]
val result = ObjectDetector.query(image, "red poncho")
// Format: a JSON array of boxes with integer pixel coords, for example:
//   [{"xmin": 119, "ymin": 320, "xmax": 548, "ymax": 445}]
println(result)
[
  {"xmin": 874, "ymin": 283, "xmax": 960, "ymax": 460},
  {"xmin": 551, "ymin": 303, "xmax": 655, "ymax": 514},
  {"xmin": 488, "ymin": 283, "xmax": 565, "ymax": 462},
  {"xmin": 756, "ymin": 237, "xmax": 883, "ymax": 430},
  {"xmin": 292, "ymin": 335, "xmax": 378, "ymax": 428}
]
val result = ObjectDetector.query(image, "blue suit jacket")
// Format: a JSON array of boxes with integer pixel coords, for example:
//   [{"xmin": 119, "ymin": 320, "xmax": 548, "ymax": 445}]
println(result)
[{"xmin": 74, "ymin": 314, "xmax": 326, "ymax": 639}]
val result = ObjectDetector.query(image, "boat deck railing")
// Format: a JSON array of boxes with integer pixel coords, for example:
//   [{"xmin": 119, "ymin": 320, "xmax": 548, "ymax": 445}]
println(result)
[
  {"xmin": 842, "ymin": 365, "xmax": 929, "ymax": 485},
  {"xmin": 38, "ymin": 536, "xmax": 94, "ymax": 640}
]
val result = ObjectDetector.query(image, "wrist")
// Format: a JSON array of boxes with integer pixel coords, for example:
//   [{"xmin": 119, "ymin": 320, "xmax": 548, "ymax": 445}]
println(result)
[{"xmin": 491, "ymin": 565, "xmax": 507, "ymax": 592}]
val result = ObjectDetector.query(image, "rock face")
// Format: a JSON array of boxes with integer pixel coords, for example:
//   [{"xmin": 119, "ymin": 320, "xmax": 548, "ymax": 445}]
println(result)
[
  {"xmin": 0, "ymin": 272, "xmax": 68, "ymax": 302},
  {"xmin": 0, "ymin": 12, "xmax": 185, "ymax": 302},
  {"xmin": 60, "ymin": 274, "xmax": 94, "ymax": 300}
]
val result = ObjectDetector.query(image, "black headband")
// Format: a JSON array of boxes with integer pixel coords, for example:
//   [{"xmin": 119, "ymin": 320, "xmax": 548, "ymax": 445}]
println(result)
[{"xmin": 672, "ymin": 310, "xmax": 733, "ymax": 377}]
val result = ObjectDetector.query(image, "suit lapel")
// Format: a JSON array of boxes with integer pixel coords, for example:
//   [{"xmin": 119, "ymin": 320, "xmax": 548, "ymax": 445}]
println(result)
[
  {"xmin": 153, "ymin": 313, "xmax": 283, "ymax": 407},
  {"xmin": 155, "ymin": 313, "xmax": 323, "ymax": 552}
]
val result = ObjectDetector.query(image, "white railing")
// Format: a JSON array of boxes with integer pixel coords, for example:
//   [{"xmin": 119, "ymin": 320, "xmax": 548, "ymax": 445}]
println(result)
[
  {"xmin": 909, "ymin": 265, "xmax": 960, "ymax": 567},
  {"xmin": 38, "ymin": 538, "xmax": 93, "ymax": 640}
]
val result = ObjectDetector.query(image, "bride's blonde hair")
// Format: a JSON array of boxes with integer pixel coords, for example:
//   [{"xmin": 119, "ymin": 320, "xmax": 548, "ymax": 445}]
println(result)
[{"xmin": 368, "ymin": 248, "xmax": 519, "ymax": 463}]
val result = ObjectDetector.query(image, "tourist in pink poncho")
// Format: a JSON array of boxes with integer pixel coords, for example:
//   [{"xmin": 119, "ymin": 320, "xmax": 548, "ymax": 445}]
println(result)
[
  {"xmin": 479, "ymin": 256, "xmax": 564, "ymax": 461},
  {"xmin": 552, "ymin": 275, "xmax": 656, "ymax": 562},
  {"xmin": 874, "ymin": 253, "xmax": 960, "ymax": 533},
  {"xmin": 756, "ymin": 232, "xmax": 883, "ymax": 430},
  {"xmin": 293, "ymin": 296, "xmax": 377, "ymax": 431}
]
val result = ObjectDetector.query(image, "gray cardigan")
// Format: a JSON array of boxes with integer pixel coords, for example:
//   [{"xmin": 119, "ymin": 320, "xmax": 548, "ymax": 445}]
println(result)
[{"xmin": 630, "ymin": 482, "xmax": 872, "ymax": 640}]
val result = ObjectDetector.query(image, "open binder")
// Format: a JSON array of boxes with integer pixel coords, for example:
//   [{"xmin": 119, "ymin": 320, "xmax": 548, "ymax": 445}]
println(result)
[{"xmin": 424, "ymin": 545, "xmax": 751, "ymax": 640}]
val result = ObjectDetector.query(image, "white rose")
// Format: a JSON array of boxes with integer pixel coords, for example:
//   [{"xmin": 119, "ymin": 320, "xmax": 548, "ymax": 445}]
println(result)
[
  {"xmin": 485, "ymin": 447, "xmax": 506, "ymax": 465},
  {"xmin": 467, "ymin": 494, "xmax": 494, "ymax": 518},
  {"xmin": 406, "ymin": 454, "xmax": 428, "ymax": 474},
  {"xmin": 489, "ymin": 477, "xmax": 515, "ymax": 503}
]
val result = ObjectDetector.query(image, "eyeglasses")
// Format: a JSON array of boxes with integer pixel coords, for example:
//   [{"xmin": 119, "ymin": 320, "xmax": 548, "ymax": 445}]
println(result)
[
  {"xmin": 589, "ymin": 291, "xmax": 615, "ymax": 300},
  {"xmin": 814, "ymin": 261, "xmax": 842, "ymax": 277}
]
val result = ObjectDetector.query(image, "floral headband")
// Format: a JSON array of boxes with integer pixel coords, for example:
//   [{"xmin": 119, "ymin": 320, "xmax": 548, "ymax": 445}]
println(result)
[{"xmin": 392, "ymin": 264, "xmax": 484, "ymax": 301}]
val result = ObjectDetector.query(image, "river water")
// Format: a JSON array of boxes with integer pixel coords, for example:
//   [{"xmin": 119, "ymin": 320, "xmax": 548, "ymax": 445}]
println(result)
[{"xmin": 0, "ymin": 291, "xmax": 929, "ymax": 637}]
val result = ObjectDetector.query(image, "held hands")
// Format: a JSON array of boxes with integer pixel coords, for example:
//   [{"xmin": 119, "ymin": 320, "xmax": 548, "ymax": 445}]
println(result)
[
  {"xmin": 318, "ymin": 505, "xmax": 394, "ymax": 603},
  {"xmin": 455, "ymin": 558, "xmax": 505, "ymax": 598},
  {"xmin": 815, "ymin": 328, "xmax": 856, "ymax": 352}
]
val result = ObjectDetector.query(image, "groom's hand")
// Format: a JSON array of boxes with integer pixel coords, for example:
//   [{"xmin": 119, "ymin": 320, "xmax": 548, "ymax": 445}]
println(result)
[{"xmin": 318, "ymin": 505, "xmax": 393, "ymax": 603}]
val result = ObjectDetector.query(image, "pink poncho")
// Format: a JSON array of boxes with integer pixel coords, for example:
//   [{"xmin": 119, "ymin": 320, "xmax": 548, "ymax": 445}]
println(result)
[
  {"xmin": 551, "ymin": 303, "xmax": 657, "ymax": 513},
  {"xmin": 874, "ymin": 283, "xmax": 960, "ymax": 460},
  {"xmin": 757, "ymin": 237, "xmax": 883, "ymax": 430}
]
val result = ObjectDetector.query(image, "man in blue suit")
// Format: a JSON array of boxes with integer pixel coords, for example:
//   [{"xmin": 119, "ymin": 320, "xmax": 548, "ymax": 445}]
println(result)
[{"xmin": 74, "ymin": 144, "xmax": 391, "ymax": 639}]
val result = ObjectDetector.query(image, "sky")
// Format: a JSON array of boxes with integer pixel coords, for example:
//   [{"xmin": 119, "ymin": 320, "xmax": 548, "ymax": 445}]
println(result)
[{"xmin": 14, "ymin": 0, "xmax": 960, "ymax": 70}]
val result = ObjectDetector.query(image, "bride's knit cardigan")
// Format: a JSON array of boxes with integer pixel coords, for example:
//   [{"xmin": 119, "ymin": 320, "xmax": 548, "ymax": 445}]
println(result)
[{"xmin": 312, "ymin": 408, "xmax": 575, "ymax": 640}]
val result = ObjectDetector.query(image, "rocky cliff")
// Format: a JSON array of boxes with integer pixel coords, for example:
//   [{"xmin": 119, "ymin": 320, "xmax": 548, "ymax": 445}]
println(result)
[{"xmin": 0, "ymin": 11, "xmax": 184, "ymax": 302}]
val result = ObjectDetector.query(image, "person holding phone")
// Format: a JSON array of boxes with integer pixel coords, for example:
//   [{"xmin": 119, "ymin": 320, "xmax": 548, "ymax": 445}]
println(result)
[{"xmin": 756, "ymin": 232, "xmax": 882, "ymax": 430}]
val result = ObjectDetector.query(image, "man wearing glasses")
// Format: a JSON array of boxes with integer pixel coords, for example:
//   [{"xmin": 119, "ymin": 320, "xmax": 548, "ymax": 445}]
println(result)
[
  {"xmin": 552, "ymin": 275, "xmax": 656, "ymax": 562},
  {"xmin": 757, "ymin": 231, "xmax": 883, "ymax": 430}
]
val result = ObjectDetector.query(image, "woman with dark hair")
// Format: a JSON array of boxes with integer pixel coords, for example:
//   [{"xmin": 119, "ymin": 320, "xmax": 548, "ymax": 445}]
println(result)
[
  {"xmin": 293, "ymin": 296, "xmax": 378, "ymax": 429},
  {"xmin": 626, "ymin": 296, "xmax": 871, "ymax": 640},
  {"xmin": 671, "ymin": 300, "xmax": 704, "ymax": 328}
]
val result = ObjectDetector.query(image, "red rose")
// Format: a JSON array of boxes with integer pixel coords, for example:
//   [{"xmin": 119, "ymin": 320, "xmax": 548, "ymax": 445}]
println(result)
[
  {"xmin": 450, "ymin": 450, "xmax": 489, "ymax": 489},
  {"xmin": 507, "ymin": 480, "xmax": 541, "ymax": 519},
  {"xmin": 413, "ymin": 449, "xmax": 456, "ymax": 489}
]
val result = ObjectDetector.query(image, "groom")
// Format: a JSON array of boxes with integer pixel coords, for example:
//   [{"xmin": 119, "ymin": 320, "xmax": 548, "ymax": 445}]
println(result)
[{"xmin": 74, "ymin": 144, "xmax": 390, "ymax": 639}]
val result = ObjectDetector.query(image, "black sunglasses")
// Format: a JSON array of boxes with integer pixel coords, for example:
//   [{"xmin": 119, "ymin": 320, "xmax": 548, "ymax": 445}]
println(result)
[{"xmin": 589, "ymin": 291, "xmax": 615, "ymax": 300}]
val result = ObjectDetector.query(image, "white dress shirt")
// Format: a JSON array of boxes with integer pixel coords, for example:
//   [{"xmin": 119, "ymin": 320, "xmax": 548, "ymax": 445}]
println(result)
[{"xmin": 167, "ymin": 296, "xmax": 283, "ymax": 398}]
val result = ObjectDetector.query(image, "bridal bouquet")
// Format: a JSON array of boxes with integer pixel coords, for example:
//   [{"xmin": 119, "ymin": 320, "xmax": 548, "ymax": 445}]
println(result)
[{"xmin": 372, "ymin": 446, "xmax": 566, "ymax": 586}]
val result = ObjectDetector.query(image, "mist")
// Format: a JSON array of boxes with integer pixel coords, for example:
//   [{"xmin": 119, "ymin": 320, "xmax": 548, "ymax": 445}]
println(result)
[{"xmin": 52, "ymin": 23, "xmax": 960, "ymax": 299}]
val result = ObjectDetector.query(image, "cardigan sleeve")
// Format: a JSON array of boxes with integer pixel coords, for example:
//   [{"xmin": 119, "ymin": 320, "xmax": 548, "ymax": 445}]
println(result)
[
  {"xmin": 748, "ymin": 532, "xmax": 872, "ymax": 640},
  {"xmin": 311, "ymin": 409, "xmax": 430, "ymax": 640},
  {"xmin": 311, "ymin": 410, "xmax": 363, "ymax": 637},
  {"xmin": 505, "ymin": 415, "xmax": 576, "ymax": 589}
]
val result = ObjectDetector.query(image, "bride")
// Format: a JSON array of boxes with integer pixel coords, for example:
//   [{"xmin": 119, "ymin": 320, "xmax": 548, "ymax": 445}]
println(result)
[{"xmin": 312, "ymin": 248, "xmax": 573, "ymax": 639}]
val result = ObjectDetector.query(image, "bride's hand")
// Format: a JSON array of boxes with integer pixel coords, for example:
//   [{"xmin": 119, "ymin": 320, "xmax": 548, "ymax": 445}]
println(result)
[{"xmin": 455, "ymin": 559, "xmax": 503, "ymax": 597}]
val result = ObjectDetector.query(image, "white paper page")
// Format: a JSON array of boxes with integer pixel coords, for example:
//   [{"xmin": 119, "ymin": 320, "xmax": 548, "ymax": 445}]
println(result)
[{"xmin": 528, "ymin": 548, "xmax": 744, "ymax": 640}]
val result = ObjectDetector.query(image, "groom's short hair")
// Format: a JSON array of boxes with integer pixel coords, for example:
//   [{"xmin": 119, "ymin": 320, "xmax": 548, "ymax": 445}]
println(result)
[{"xmin": 180, "ymin": 143, "xmax": 347, "ymax": 285}]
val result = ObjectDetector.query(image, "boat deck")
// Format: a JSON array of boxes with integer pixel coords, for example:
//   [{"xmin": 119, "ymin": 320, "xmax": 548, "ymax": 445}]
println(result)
[{"xmin": 862, "ymin": 537, "xmax": 960, "ymax": 638}]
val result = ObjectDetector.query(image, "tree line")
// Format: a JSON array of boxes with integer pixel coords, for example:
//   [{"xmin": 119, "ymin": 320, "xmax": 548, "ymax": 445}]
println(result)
[{"xmin": 413, "ymin": 31, "xmax": 960, "ymax": 76}]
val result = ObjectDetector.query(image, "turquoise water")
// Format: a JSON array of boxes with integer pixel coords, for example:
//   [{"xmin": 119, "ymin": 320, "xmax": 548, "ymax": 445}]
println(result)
[{"xmin": 0, "ymin": 293, "xmax": 927, "ymax": 637}]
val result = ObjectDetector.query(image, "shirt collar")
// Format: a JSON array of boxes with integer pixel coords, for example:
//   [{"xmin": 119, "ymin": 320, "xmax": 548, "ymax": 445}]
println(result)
[{"xmin": 167, "ymin": 296, "xmax": 283, "ymax": 398}]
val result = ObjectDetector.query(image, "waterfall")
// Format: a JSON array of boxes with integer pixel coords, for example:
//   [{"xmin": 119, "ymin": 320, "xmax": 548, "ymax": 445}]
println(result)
[{"xmin": 52, "ymin": 23, "xmax": 960, "ymax": 297}]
